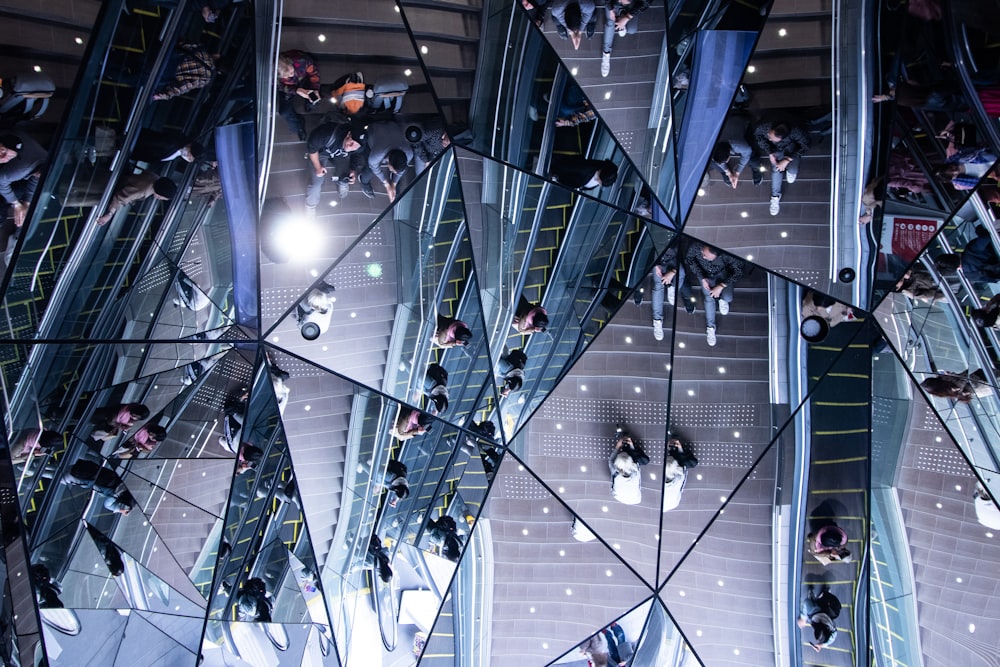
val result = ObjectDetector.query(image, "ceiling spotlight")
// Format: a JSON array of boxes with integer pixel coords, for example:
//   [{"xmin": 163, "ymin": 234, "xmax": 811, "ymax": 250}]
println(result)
[
  {"xmin": 522, "ymin": 528, "xmax": 529, "ymax": 535},
  {"xmin": 778, "ymin": 27, "xmax": 787, "ymax": 37},
  {"xmin": 780, "ymin": 231, "xmax": 788, "ymax": 238},
  {"xmin": 625, "ymin": 336, "xmax": 632, "ymax": 344},
  {"xmin": 74, "ymin": 37, "xmax": 84, "ymax": 45},
  {"xmin": 556, "ymin": 423, "xmax": 563, "ymax": 430},
  {"xmin": 318, "ymin": 34, "xmax": 326, "ymax": 42},
  {"xmin": 697, "ymin": 188, "xmax": 706, "ymax": 197},
  {"xmin": 404, "ymin": 68, "xmax": 412, "ymax": 77},
  {"xmin": 571, "ymin": 67, "xmax": 579, "ymax": 76},
  {"xmin": 747, "ymin": 65, "xmax": 756, "ymax": 73},
  {"xmin": 581, "ymin": 384, "xmax": 588, "ymax": 391},
  {"xmin": 420, "ymin": 45, "xmax": 429, "ymax": 54},
  {"xmin": 740, "ymin": 211, "xmax": 749, "ymax": 218},
  {"xmin": 604, "ymin": 91, "xmax": 612, "ymax": 100},
  {"xmin": 687, "ymin": 389, "xmax": 695, "ymax": 396}
]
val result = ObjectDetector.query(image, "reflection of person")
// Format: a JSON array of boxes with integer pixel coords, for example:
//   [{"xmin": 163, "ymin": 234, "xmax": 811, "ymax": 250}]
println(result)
[
  {"xmin": 380, "ymin": 459, "xmax": 410, "ymax": 507},
  {"xmin": 797, "ymin": 585, "xmax": 840, "ymax": 652},
  {"xmin": 305, "ymin": 122, "xmax": 364, "ymax": 212},
  {"xmin": 600, "ymin": 0, "xmax": 650, "ymax": 77},
  {"xmin": 432, "ymin": 314, "xmax": 472, "ymax": 348},
  {"xmin": 894, "ymin": 265, "xmax": 945, "ymax": 303},
  {"xmin": 423, "ymin": 363, "xmax": 450, "ymax": 415},
  {"xmin": 973, "ymin": 484, "xmax": 1000, "ymax": 529},
  {"xmin": 276, "ymin": 50, "xmax": 321, "ymax": 141},
  {"xmin": 602, "ymin": 622, "xmax": 634, "ymax": 666},
  {"xmin": 663, "ymin": 439, "xmax": 696, "ymax": 512},
  {"xmin": 0, "ymin": 131, "xmax": 47, "ymax": 228},
  {"xmin": 920, "ymin": 369, "xmax": 995, "ymax": 403},
  {"xmin": 709, "ymin": 116, "xmax": 753, "ymax": 188},
  {"xmin": 132, "ymin": 129, "xmax": 204, "ymax": 164},
  {"xmin": 971, "ymin": 294, "xmax": 1000, "ymax": 329},
  {"xmin": 801, "ymin": 290, "xmax": 854, "ymax": 328},
  {"xmin": 498, "ymin": 348, "xmax": 527, "ymax": 397},
  {"xmin": 235, "ymin": 442, "xmax": 263, "ymax": 474},
  {"xmin": 295, "ymin": 281, "xmax": 336, "ymax": 340},
  {"xmin": 91, "ymin": 403, "xmax": 150, "ymax": 441},
  {"xmin": 426, "ymin": 515, "xmax": 464, "ymax": 561},
  {"xmin": 96, "ymin": 173, "xmax": 177, "ymax": 226},
  {"xmin": 235, "ymin": 578, "xmax": 273, "ymax": 622},
  {"xmin": 61, "ymin": 459, "xmax": 135, "ymax": 514},
  {"xmin": 648, "ymin": 246, "xmax": 691, "ymax": 340},
  {"xmin": 806, "ymin": 524, "xmax": 852, "ymax": 564},
  {"xmin": 363, "ymin": 121, "xmax": 413, "ymax": 203},
  {"xmin": 10, "ymin": 429, "xmax": 62, "ymax": 465},
  {"xmin": 684, "ymin": 242, "xmax": 745, "ymax": 347},
  {"xmin": 960, "ymin": 227, "xmax": 1000, "ymax": 286},
  {"xmin": 551, "ymin": 0, "xmax": 595, "ymax": 50},
  {"xmin": 368, "ymin": 534, "xmax": 393, "ymax": 583},
  {"xmin": 549, "ymin": 156, "xmax": 619, "ymax": 190},
  {"xmin": 752, "ymin": 118, "xmax": 810, "ymax": 216},
  {"xmin": 152, "ymin": 42, "xmax": 220, "ymax": 101},
  {"xmin": 579, "ymin": 631, "xmax": 611, "ymax": 667},
  {"xmin": 390, "ymin": 407, "xmax": 433, "ymax": 441},
  {"xmin": 512, "ymin": 295, "xmax": 549, "ymax": 334},
  {"xmin": 609, "ymin": 429, "xmax": 647, "ymax": 505},
  {"xmin": 114, "ymin": 424, "xmax": 168, "ymax": 459},
  {"xmin": 31, "ymin": 564, "xmax": 64, "ymax": 608}
]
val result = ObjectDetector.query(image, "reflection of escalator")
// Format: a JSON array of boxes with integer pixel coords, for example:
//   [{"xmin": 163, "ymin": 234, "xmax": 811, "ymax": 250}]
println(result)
[{"xmin": 802, "ymin": 321, "xmax": 870, "ymax": 665}]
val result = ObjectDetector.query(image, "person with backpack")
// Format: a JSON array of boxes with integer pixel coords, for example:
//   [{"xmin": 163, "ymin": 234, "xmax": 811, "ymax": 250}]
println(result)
[
  {"xmin": 797, "ymin": 585, "xmax": 840, "ymax": 652},
  {"xmin": 304, "ymin": 122, "xmax": 365, "ymax": 214}
]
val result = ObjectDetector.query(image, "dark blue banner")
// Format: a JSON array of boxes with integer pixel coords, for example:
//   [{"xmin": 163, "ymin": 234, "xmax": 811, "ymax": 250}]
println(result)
[
  {"xmin": 216, "ymin": 122, "xmax": 258, "ymax": 330},
  {"xmin": 676, "ymin": 30, "xmax": 757, "ymax": 221}
]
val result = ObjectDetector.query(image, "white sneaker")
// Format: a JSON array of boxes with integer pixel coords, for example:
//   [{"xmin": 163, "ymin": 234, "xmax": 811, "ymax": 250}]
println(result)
[
  {"xmin": 601, "ymin": 52, "xmax": 611, "ymax": 77},
  {"xmin": 769, "ymin": 195, "xmax": 780, "ymax": 216},
  {"xmin": 652, "ymin": 319, "xmax": 664, "ymax": 341},
  {"xmin": 785, "ymin": 170, "xmax": 796, "ymax": 184},
  {"xmin": 706, "ymin": 326, "xmax": 717, "ymax": 347},
  {"xmin": 616, "ymin": 26, "xmax": 627, "ymax": 37},
  {"xmin": 718, "ymin": 298, "xmax": 729, "ymax": 315},
  {"xmin": 667, "ymin": 284, "xmax": 675, "ymax": 305}
]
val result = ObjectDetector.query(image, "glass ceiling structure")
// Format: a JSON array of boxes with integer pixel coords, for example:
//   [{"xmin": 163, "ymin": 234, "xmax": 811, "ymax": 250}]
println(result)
[{"xmin": 1, "ymin": 0, "xmax": 999, "ymax": 666}]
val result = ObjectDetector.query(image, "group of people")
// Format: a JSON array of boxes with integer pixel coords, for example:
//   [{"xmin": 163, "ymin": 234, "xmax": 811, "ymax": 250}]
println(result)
[
  {"xmin": 542, "ymin": 0, "xmax": 651, "ymax": 78},
  {"xmin": 607, "ymin": 426, "xmax": 698, "ymax": 508},
  {"xmin": 273, "ymin": 49, "xmax": 451, "ymax": 216},
  {"xmin": 706, "ymin": 113, "xmax": 816, "ymax": 216},
  {"xmin": 638, "ymin": 239, "xmax": 746, "ymax": 347}
]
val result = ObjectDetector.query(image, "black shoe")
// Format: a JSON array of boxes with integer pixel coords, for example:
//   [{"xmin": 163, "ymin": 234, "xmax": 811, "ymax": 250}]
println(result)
[
  {"xmin": 684, "ymin": 300, "xmax": 696, "ymax": 314},
  {"xmin": 585, "ymin": 19, "xmax": 596, "ymax": 38},
  {"xmin": 633, "ymin": 288, "xmax": 643, "ymax": 306},
  {"xmin": 556, "ymin": 24, "xmax": 568, "ymax": 39},
  {"xmin": 297, "ymin": 128, "xmax": 307, "ymax": 142},
  {"xmin": 752, "ymin": 170, "xmax": 763, "ymax": 186},
  {"xmin": 361, "ymin": 182, "xmax": 375, "ymax": 199}
]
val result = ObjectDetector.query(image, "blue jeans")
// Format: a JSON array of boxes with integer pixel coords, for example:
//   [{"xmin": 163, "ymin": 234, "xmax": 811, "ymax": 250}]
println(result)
[
  {"xmin": 701, "ymin": 280, "xmax": 734, "ymax": 329},
  {"xmin": 770, "ymin": 155, "xmax": 799, "ymax": 197},
  {"xmin": 651, "ymin": 265, "xmax": 689, "ymax": 320},
  {"xmin": 603, "ymin": 10, "xmax": 639, "ymax": 53}
]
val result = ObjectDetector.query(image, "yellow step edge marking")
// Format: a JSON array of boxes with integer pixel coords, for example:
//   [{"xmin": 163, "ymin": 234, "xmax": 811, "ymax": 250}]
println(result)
[
  {"xmin": 813, "ymin": 428, "xmax": 869, "ymax": 435},
  {"xmin": 813, "ymin": 401, "xmax": 869, "ymax": 406},
  {"xmin": 813, "ymin": 456, "xmax": 869, "ymax": 464},
  {"xmin": 810, "ymin": 488, "xmax": 867, "ymax": 494}
]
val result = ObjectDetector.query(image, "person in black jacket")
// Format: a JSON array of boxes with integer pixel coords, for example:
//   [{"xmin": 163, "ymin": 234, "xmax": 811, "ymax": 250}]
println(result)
[
  {"xmin": 751, "ymin": 117, "xmax": 810, "ymax": 215},
  {"xmin": 305, "ymin": 122, "xmax": 364, "ymax": 214},
  {"xmin": 684, "ymin": 242, "xmax": 745, "ymax": 347},
  {"xmin": 550, "ymin": 156, "xmax": 618, "ymax": 191}
]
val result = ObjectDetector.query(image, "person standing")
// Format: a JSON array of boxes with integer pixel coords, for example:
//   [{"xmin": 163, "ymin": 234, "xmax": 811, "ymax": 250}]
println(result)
[
  {"xmin": 684, "ymin": 242, "xmax": 745, "ymax": 347},
  {"xmin": 797, "ymin": 585, "xmax": 840, "ymax": 652}
]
